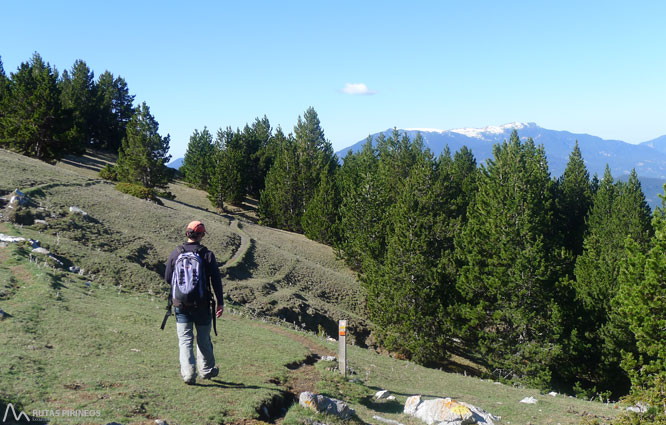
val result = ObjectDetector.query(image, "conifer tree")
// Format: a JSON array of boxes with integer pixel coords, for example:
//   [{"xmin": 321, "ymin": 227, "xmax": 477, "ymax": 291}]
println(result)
[
  {"xmin": 364, "ymin": 148, "xmax": 454, "ymax": 363},
  {"xmin": 558, "ymin": 141, "xmax": 593, "ymax": 259},
  {"xmin": 614, "ymin": 207, "xmax": 666, "ymax": 417},
  {"xmin": 302, "ymin": 165, "xmax": 341, "ymax": 245},
  {"xmin": 116, "ymin": 102, "xmax": 171, "ymax": 188},
  {"xmin": 571, "ymin": 167, "xmax": 652, "ymax": 395},
  {"xmin": 337, "ymin": 138, "xmax": 380, "ymax": 270},
  {"xmin": 294, "ymin": 107, "xmax": 336, "ymax": 207},
  {"xmin": 259, "ymin": 128, "xmax": 301, "ymax": 230},
  {"xmin": 247, "ymin": 115, "xmax": 273, "ymax": 197},
  {"xmin": 93, "ymin": 71, "xmax": 134, "ymax": 151},
  {"xmin": 456, "ymin": 130, "xmax": 562, "ymax": 388},
  {"xmin": 207, "ymin": 127, "xmax": 246, "ymax": 207},
  {"xmin": 60, "ymin": 59, "xmax": 96, "ymax": 150},
  {"xmin": 0, "ymin": 53, "xmax": 76, "ymax": 161},
  {"xmin": 182, "ymin": 127, "xmax": 215, "ymax": 190}
]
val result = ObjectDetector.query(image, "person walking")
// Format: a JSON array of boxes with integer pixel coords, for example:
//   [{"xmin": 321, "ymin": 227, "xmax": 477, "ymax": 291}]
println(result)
[{"xmin": 164, "ymin": 220, "xmax": 224, "ymax": 384}]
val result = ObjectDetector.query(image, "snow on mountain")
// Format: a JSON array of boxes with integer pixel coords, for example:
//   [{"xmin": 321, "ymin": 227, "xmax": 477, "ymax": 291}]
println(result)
[
  {"xmin": 336, "ymin": 123, "xmax": 666, "ymax": 209},
  {"xmin": 449, "ymin": 122, "xmax": 529, "ymax": 139}
]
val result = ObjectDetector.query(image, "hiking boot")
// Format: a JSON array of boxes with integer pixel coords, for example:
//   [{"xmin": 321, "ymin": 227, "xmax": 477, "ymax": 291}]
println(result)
[
  {"xmin": 184, "ymin": 375, "xmax": 196, "ymax": 385},
  {"xmin": 202, "ymin": 366, "xmax": 219, "ymax": 380}
]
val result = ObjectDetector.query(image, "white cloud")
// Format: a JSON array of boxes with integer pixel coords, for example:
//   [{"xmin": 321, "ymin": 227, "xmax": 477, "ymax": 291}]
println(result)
[{"xmin": 341, "ymin": 83, "xmax": 377, "ymax": 95}]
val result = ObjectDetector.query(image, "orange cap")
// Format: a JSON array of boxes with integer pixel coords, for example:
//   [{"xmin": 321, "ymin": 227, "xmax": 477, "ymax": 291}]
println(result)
[{"xmin": 186, "ymin": 220, "xmax": 206, "ymax": 236}]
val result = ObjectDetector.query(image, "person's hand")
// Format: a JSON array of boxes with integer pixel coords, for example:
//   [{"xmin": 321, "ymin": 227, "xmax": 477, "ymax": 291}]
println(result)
[{"xmin": 216, "ymin": 305, "xmax": 224, "ymax": 318}]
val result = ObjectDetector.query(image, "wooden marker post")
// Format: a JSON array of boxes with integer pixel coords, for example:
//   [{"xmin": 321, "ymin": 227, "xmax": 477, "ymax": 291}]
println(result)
[{"xmin": 338, "ymin": 320, "xmax": 347, "ymax": 377}]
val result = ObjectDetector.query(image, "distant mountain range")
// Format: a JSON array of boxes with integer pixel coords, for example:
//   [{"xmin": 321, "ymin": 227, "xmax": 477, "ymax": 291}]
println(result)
[{"xmin": 337, "ymin": 122, "xmax": 666, "ymax": 209}]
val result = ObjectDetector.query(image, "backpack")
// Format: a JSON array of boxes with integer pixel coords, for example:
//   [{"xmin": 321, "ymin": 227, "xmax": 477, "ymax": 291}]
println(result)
[{"xmin": 171, "ymin": 246, "xmax": 208, "ymax": 306}]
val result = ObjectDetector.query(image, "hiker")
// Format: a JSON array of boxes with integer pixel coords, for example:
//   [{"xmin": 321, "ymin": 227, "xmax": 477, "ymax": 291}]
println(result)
[{"xmin": 164, "ymin": 220, "xmax": 224, "ymax": 384}]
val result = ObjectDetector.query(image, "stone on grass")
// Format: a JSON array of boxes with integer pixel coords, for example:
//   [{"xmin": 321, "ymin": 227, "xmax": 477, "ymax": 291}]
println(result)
[
  {"xmin": 321, "ymin": 355, "xmax": 336, "ymax": 362},
  {"xmin": 0, "ymin": 234, "xmax": 25, "ymax": 243},
  {"xmin": 520, "ymin": 396, "xmax": 538, "ymax": 404},
  {"xmin": 299, "ymin": 391, "xmax": 355, "ymax": 419},
  {"xmin": 69, "ymin": 266, "xmax": 81, "ymax": 273},
  {"xmin": 375, "ymin": 390, "xmax": 392, "ymax": 400},
  {"xmin": 626, "ymin": 403, "xmax": 648, "ymax": 413},
  {"xmin": 32, "ymin": 247, "xmax": 50, "ymax": 255},
  {"xmin": 404, "ymin": 396, "xmax": 499, "ymax": 425},
  {"xmin": 69, "ymin": 206, "xmax": 88, "ymax": 216},
  {"xmin": 548, "ymin": 392, "xmax": 558, "ymax": 397},
  {"xmin": 155, "ymin": 420, "xmax": 168, "ymax": 425},
  {"xmin": 404, "ymin": 395, "xmax": 422, "ymax": 415}
]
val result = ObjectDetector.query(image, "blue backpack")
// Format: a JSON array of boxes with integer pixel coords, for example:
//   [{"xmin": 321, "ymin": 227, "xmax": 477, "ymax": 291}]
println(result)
[{"xmin": 171, "ymin": 246, "xmax": 207, "ymax": 306}]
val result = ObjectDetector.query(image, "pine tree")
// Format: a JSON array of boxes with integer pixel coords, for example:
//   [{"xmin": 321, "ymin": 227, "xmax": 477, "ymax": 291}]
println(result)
[
  {"xmin": 207, "ymin": 127, "xmax": 246, "ymax": 207},
  {"xmin": 182, "ymin": 127, "xmax": 215, "ymax": 190},
  {"xmin": 571, "ymin": 167, "xmax": 652, "ymax": 395},
  {"xmin": 558, "ymin": 141, "xmax": 593, "ymax": 259},
  {"xmin": 364, "ymin": 148, "xmax": 455, "ymax": 363},
  {"xmin": 302, "ymin": 165, "xmax": 341, "ymax": 245},
  {"xmin": 614, "ymin": 208, "xmax": 666, "ymax": 417},
  {"xmin": 247, "ymin": 115, "xmax": 273, "ymax": 197},
  {"xmin": 337, "ymin": 137, "xmax": 380, "ymax": 270},
  {"xmin": 259, "ymin": 128, "xmax": 301, "ymax": 230},
  {"xmin": 60, "ymin": 59, "xmax": 96, "ymax": 151},
  {"xmin": 0, "ymin": 53, "xmax": 76, "ymax": 161},
  {"xmin": 294, "ymin": 107, "xmax": 336, "ymax": 207},
  {"xmin": 116, "ymin": 102, "xmax": 171, "ymax": 188},
  {"xmin": 93, "ymin": 71, "xmax": 134, "ymax": 151},
  {"xmin": 456, "ymin": 130, "xmax": 562, "ymax": 388}
]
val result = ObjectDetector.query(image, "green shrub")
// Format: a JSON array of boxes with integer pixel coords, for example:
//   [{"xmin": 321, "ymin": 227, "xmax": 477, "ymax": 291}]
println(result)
[
  {"xmin": 99, "ymin": 164, "xmax": 118, "ymax": 181},
  {"xmin": 115, "ymin": 182, "xmax": 163, "ymax": 205}
]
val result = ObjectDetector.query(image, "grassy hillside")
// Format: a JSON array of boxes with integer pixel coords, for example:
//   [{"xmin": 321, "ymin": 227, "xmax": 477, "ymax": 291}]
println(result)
[
  {"xmin": 0, "ymin": 149, "xmax": 367, "ymax": 344},
  {"xmin": 0, "ymin": 149, "xmax": 625, "ymax": 424}
]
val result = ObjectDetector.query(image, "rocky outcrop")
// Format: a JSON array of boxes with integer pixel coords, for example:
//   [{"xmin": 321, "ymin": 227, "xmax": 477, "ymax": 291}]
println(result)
[
  {"xmin": 299, "ymin": 391, "xmax": 355, "ymax": 419},
  {"xmin": 404, "ymin": 395, "xmax": 499, "ymax": 425}
]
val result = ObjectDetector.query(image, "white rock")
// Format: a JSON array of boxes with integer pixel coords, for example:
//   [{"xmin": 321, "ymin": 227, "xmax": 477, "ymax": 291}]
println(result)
[
  {"xmin": 69, "ymin": 206, "xmax": 88, "ymax": 216},
  {"xmin": 520, "ymin": 396, "xmax": 538, "ymax": 404},
  {"xmin": 34, "ymin": 219, "xmax": 48, "ymax": 225},
  {"xmin": 413, "ymin": 398, "xmax": 474, "ymax": 425},
  {"xmin": 0, "ymin": 234, "xmax": 25, "ymax": 243},
  {"xmin": 321, "ymin": 355, "xmax": 336, "ymax": 362},
  {"xmin": 155, "ymin": 420, "xmax": 168, "ymax": 425},
  {"xmin": 32, "ymin": 247, "xmax": 50, "ymax": 255},
  {"xmin": 387, "ymin": 395, "xmax": 396, "ymax": 401},
  {"xmin": 375, "ymin": 390, "xmax": 392, "ymax": 399},
  {"xmin": 626, "ymin": 403, "xmax": 648, "ymax": 413},
  {"xmin": 404, "ymin": 396, "xmax": 499, "ymax": 425},
  {"xmin": 404, "ymin": 395, "xmax": 422, "ymax": 415},
  {"xmin": 548, "ymin": 392, "xmax": 558, "ymax": 397},
  {"xmin": 299, "ymin": 392, "xmax": 355, "ymax": 419}
]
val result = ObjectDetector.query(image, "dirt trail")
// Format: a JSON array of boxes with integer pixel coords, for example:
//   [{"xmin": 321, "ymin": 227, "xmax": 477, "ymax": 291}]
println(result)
[{"xmin": 222, "ymin": 218, "xmax": 252, "ymax": 271}]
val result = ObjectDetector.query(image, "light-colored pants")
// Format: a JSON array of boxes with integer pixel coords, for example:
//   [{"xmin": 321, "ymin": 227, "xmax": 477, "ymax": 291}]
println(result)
[{"xmin": 176, "ymin": 321, "xmax": 215, "ymax": 380}]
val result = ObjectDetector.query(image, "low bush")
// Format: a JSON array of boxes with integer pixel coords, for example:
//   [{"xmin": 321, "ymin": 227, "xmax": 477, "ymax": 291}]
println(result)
[
  {"xmin": 99, "ymin": 164, "xmax": 118, "ymax": 181},
  {"xmin": 115, "ymin": 182, "xmax": 161, "ymax": 204}
]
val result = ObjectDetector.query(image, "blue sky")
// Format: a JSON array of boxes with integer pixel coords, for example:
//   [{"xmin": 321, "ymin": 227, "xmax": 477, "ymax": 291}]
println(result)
[{"xmin": 2, "ymin": 1, "xmax": 665, "ymax": 158}]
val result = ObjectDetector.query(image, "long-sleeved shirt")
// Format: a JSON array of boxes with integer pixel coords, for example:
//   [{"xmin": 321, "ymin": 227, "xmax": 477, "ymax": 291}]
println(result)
[{"xmin": 164, "ymin": 242, "xmax": 223, "ymax": 307}]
